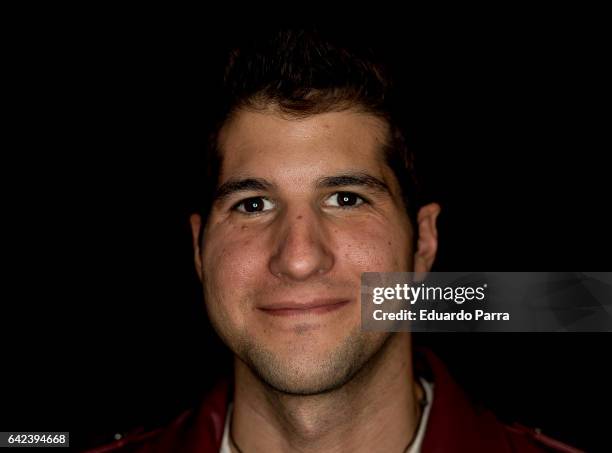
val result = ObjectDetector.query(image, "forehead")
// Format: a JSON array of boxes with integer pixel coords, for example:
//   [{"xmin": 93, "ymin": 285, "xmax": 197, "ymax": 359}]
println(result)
[{"xmin": 217, "ymin": 109, "xmax": 391, "ymax": 184}]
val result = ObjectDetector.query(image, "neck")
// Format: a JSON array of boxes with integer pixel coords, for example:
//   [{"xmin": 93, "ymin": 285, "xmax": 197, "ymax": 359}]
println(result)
[{"xmin": 230, "ymin": 333, "xmax": 423, "ymax": 453}]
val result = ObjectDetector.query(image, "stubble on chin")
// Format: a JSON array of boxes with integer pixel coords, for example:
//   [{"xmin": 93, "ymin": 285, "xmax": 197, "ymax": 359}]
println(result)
[{"xmin": 235, "ymin": 326, "xmax": 393, "ymax": 396}]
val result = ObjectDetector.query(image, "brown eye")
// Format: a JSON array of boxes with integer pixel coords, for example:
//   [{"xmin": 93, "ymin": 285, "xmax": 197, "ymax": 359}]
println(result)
[
  {"xmin": 337, "ymin": 192, "xmax": 358, "ymax": 206},
  {"xmin": 325, "ymin": 191, "xmax": 365, "ymax": 208},
  {"xmin": 236, "ymin": 197, "xmax": 274, "ymax": 214}
]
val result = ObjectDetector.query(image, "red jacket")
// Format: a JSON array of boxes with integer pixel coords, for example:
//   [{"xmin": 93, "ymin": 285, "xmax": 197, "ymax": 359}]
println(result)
[{"xmin": 85, "ymin": 349, "xmax": 583, "ymax": 452}]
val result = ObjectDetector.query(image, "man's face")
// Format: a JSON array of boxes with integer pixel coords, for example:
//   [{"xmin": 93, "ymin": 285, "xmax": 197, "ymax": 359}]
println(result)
[{"xmin": 193, "ymin": 108, "xmax": 426, "ymax": 395}]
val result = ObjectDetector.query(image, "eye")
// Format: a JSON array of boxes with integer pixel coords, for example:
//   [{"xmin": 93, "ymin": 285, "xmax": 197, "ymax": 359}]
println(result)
[
  {"xmin": 324, "ymin": 191, "xmax": 366, "ymax": 208},
  {"xmin": 234, "ymin": 196, "xmax": 275, "ymax": 214}
]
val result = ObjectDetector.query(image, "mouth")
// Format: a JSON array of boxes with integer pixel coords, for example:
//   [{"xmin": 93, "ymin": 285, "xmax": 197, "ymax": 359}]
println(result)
[{"xmin": 258, "ymin": 299, "xmax": 352, "ymax": 317}]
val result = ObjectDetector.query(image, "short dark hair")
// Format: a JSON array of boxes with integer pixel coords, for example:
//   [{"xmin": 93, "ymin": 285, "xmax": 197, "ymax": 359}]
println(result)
[{"xmin": 199, "ymin": 27, "xmax": 419, "ymax": 229}]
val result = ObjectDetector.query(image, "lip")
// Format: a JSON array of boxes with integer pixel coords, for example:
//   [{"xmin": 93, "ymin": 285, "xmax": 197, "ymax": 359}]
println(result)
[{"xmin": 258, "ymin": 298, "xmax": 352, "ymax": 317}]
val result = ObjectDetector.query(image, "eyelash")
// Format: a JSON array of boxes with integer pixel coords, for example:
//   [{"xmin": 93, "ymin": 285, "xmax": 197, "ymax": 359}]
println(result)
[
  {"xmin": 325, "ymin": 192, "xmax": 368, "ymax": 209},
  {"xmin": 232, "ymin": 196, "xmax": 275, "ymax": 215},
  {"xmin": 231, "ymin": 192, "xmax": 369, "ymax": 215}
]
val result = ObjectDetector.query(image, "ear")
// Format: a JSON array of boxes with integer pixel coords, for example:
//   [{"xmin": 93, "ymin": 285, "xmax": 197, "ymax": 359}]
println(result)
[
  {"xmin": 413, "ymin": 203, "xmax": 441, "ymax": 274},
  {"xmin": 190, "ymin": 213, "xmax": 204, "ymax": 281}
]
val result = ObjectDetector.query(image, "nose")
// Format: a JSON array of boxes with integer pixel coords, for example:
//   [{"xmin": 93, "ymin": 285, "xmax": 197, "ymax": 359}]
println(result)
[{"xmin": 268, "ymin": 209, "xmax": 335, "ymax": 281}]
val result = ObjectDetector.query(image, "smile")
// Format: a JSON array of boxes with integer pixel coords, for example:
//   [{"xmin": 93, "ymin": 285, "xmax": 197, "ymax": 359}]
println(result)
[{"xmin": 258, "ymin": 299, "xmax": 352, "ymax": 317}]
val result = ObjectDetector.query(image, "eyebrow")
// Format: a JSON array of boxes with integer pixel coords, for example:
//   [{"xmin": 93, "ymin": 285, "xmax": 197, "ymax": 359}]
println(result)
[
  {"xmin": 213, "ymin": 172, "xmax": 390, "ymax": 202},
  {"xmin": 315, "ymin": 173, "xmax": 390, "ymax": 193},
  {"xmin": 215, "ymin": 178, "xmax": 274, "ymax": 201}
]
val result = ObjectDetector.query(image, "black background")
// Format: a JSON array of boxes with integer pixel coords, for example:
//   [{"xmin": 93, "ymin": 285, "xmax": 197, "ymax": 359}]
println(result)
[{"xmin": 4, "ymin": 13, "xmax": 610, "ymax": 452}]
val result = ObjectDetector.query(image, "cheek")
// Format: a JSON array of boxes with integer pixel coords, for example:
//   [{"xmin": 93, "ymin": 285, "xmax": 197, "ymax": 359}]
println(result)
[
  {"xmin": 202, "ymin": 223, "xmax": 270, "ymax": 305},
  {"xmin": 335, "ymin": 219, "xmax": 412, "ymax": 272}
]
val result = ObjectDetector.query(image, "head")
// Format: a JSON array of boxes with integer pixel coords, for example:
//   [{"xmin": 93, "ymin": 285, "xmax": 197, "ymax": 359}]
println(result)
[{"xmin": 190, "ymin": 28, "xmax": 440, "ymax": 395}]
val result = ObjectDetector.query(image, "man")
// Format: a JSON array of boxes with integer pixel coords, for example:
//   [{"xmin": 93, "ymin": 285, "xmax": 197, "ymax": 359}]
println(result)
[{"xmin": 88, "ymin": 28, "xmax": 580, "ymax": 452}]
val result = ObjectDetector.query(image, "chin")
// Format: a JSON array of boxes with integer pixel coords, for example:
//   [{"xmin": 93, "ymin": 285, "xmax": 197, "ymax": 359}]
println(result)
[
  {"xmin": 240, "ymin": 329, "xmax": 387, "ymax": 396},
  {"xmin": 252, "ymin": 355, "xmax": 357, "ymax": 396}
]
